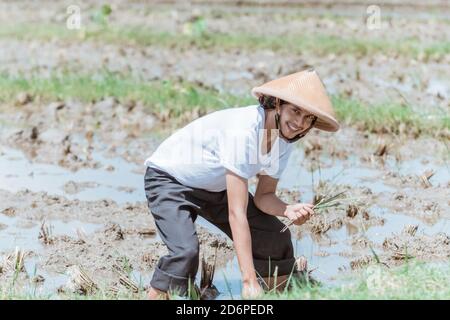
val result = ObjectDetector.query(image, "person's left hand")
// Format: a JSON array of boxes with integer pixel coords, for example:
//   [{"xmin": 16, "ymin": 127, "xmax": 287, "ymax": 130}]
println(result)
[{"xmin": 283, "ymin": 203, "xmax": 315, "ymax": 225}]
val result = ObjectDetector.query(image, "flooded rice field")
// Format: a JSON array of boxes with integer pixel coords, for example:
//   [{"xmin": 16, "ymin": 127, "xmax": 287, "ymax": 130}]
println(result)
[{"xmin": 1, "ymin": 125, "xmax": 448, "ymax": 298}]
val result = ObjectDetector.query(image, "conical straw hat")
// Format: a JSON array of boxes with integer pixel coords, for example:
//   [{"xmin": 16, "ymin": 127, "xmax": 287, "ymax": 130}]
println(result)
[{"xmin": 251, "ymin": 68, "xmax": 339, "ymax": 132}]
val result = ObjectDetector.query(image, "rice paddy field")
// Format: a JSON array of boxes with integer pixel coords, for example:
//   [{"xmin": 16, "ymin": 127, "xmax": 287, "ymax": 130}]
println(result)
[{"xmin": 0, "ymin": 0, "xmax": 449, "ymax": 300}]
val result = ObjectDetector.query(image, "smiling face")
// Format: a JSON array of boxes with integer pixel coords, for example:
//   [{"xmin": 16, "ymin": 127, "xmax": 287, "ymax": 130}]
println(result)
[{"xmin": 276, "ymin": 102, "xmax": 317, "ymax": 139}]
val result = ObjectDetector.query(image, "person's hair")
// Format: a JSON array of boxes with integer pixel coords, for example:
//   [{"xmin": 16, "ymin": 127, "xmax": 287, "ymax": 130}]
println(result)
[{"xmin": 258, "ymin": 95, "xmax": 286, "ymax": 110}]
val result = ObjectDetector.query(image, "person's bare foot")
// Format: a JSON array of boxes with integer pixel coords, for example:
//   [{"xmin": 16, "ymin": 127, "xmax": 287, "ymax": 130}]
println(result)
[{"xmin": 147, "ymin": 286, "xmax": 169, "ymax": 300}]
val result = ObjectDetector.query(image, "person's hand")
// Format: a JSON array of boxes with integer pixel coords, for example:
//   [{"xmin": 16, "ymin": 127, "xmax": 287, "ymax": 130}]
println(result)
[
  {"xmin": 242, "ymin": 279, "xmax": 264, "ymax": 299},
  {"xmin": 284, "ymin": 203, "xmax": 315, "ymax": 226}
]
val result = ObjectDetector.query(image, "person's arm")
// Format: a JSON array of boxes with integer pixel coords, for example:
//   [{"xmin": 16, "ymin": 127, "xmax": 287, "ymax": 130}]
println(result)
[
  {"xmin": 254, "ymin": 174, "xmax": 287, "ymax": 217},
  {"xmin": 254, "ymin": 174, "xmax": 314, "ymax": 224},
  {"xmin": 225, "ymin": 170, "xmax": 262, "ymax": 298}
]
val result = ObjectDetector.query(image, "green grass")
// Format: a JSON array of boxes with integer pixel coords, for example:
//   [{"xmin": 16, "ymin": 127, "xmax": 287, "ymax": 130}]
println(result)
[
  {"xmin": 1, "ymin": 261, "xmax": 449, "ymax": 299},
  {"xmin": 332, "ymin": 96, "xmax": 449, "ymax": 136},
  {"xmin": 0, "ymin": 72, "xmax": 448, "ymax": 136},
  {"xmin": 264, "ymin": 261, "xmax": 450, "ymax": 300},
  {"xmin": 2, "ymin": 23, "xmax": 449, "ymax": 59},
  {"xmin": 0, "ymin": 71, "xmax": 253, "ymax": 117}
]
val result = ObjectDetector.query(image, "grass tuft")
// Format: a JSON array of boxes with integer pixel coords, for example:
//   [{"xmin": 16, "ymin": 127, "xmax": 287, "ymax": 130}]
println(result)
[
  {"xmin": 263, "ymin": 260, "xmax": 450, "ymax": 300},
  {"xmin": 0, "ymin": 72, "xmax": 447, "ymax": 137},
  {"xmin": 1, "ymin": 23, "xmax": 449, "ymax": 59}
]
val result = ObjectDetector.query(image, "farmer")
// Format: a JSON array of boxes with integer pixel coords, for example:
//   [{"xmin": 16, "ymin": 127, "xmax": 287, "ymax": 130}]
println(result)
[{"xmin": 144, "ymin": 69, "xmax": 339, "ymax": 299}]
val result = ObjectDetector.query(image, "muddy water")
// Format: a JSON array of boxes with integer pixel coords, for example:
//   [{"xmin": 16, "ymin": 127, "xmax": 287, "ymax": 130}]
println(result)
[
  {"xmin": 277, "ymin": 147, "xmax": 449, "ymax": 284},
  {"xmin": 0, "ymin": 214, "xmax": 100, "ymax": 253},
  {"xmin": 281, "ymin": 146, "xmax": 449, "ymax": 192},
  {"xmin": 0, "ymin": 146, "xmax": 144, "ymax": 204},
  {"xmin": 1, "ymin": 139, "xmax": 448, "ymax": 299},
  {"xmin": 1, "ymin": 144, "xmax": 238, "ymax": 298}
]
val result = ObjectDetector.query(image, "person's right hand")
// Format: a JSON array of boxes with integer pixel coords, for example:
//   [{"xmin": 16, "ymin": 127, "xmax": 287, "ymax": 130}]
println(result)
[{"xmin": 242, "ymin": 279, "xmax": 264, "ymax": 299}]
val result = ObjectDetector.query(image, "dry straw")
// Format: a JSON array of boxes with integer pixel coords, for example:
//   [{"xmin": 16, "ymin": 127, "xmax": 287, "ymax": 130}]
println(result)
[{"xmin": 65, "ymin": 265, "xmax": 98, "ymax": 295}]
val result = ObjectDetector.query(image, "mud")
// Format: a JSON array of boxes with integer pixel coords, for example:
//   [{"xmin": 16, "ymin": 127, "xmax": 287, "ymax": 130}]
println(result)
[
  {"xmin": 1, "ymin": 40, "xmax": 449, "ymax": 111},
  {"xmin": 0, "ymin": 188, "xmax": 234, "ymax": 296},
  {"xmin": 272, "ymin": 131, "xmax": 449, "ymax": 283},
  {"xmin": 1, "ymin": 1, "xmax": 450, "ymax": 112},
  {"xmin": 1, "ymin": 126, "xmax": 448, "ymax": 296},
  {"xmin": 1, "ymin": 96, "xmax": 449, "ymax": 296}
]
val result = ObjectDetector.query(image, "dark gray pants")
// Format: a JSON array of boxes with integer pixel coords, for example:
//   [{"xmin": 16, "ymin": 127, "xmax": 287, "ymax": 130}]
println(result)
[{"xmin": 144, "ymin": 166, "xmax": 296, "ymax": 295}]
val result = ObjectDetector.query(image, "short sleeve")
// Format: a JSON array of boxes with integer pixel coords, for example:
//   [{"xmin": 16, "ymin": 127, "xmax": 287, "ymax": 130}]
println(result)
[{"xmin": 218, "ymin": 128, "xmax": 259, "ymax": 179}]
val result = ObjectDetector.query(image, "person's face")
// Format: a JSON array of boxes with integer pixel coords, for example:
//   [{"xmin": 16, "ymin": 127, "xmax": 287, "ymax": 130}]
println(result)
[{"xmin": 276, "ymin": 102, "xmax": 317, "ymax": 139}]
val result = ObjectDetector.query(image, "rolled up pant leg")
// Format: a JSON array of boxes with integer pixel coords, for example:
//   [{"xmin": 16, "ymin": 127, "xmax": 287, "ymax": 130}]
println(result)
[
  {"xmin": 144, "ymin": 167, "xmax": 203, "ymax": 296},
  {"xmin": 199, "ymin": 192, "xmax": 297, "ymax": 278}
]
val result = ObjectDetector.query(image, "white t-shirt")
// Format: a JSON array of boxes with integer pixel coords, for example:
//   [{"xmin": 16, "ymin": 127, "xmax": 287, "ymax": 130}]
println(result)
[{"xmin": 145, "ymin": 105, "xmax": 293, "ymax": 192}]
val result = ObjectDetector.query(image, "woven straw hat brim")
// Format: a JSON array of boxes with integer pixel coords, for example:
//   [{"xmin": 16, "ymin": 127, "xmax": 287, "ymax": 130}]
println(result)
[{"xmin": 251, "ymin": 70, "xmax": 340, "ymax": 132}]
